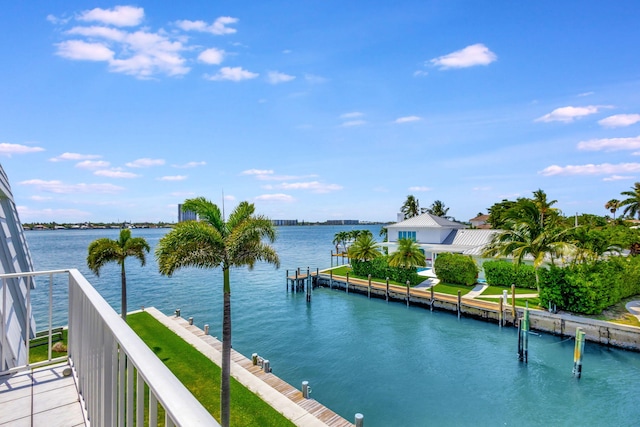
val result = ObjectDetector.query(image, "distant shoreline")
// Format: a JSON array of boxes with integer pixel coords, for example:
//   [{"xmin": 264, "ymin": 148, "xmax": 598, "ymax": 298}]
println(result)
[{"xmin": 22, "ymin": 221, "xmax": 390, "ymax": 231}]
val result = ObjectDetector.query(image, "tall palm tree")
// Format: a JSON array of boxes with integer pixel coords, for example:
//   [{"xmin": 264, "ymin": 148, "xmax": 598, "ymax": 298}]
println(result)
[
  {"xmin": 426, "ymin": 200, "xmax": 450, "ymax": 217},
  {"xmin": 155, "ymin": 198, "xmax": 279, "ymax": 427},
  {"xmin": 86, "ymin": 228, "xmax": 150, "ymax": 321},
  {"xmin": 621, "ymin": 182, "xmax": 640, "ymax": 219},
  {"xmin": 332, "ymin": 231, "xmax": 350, "ymax": 253},
  {"xmin": 348, "ymin": 234, "xmax": 381, "ymax": 261},
  {"xmin": 605, "ymin": 199, "xmax": 621, "ymax": 219},
  {"xmin": 388, "ymin": 238, "xmax": 426, "ymax": 269},
  {"xmin": 401, "ymin": 195, "xmax": 420, "ymax": 219},
  {"xmin": 532, "ymin": 189, "xmax": 558, "ymax": 226}
]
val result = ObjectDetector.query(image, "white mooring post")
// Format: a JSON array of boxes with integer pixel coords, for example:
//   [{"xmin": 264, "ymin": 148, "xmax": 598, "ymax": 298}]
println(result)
[
  {"xmin": 302, "ymin": 381, "xmax": 310, "ymax": 398},
  {"xmin": 355, "ymin": 413, "xmax": 364, "ymax": 427},
  {"xmin": 204, "ymin": 324, "xmax": 209, "ymax": 335}
]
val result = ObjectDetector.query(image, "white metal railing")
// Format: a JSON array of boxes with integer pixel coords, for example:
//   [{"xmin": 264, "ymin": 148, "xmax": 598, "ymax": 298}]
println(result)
[{"xmin": 1, "ymin": 269, "xmax": 220, "ymax": 427}]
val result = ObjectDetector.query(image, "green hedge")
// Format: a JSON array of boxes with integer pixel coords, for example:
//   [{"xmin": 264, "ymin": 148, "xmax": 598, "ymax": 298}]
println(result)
[
  {"xmin": 351, "ymin": 257, "xmax": 422, "ymax": 286},
  {"xmin": 482, "ymin": 260, "xmax": 537, "ymax": 289},
  {"xmin": 433, "ymin": 253, "xmax": 478, "ymax": 286},
  {"xmin": 539, "ymin": 256, "xmax": 640, "ymax": 314}
]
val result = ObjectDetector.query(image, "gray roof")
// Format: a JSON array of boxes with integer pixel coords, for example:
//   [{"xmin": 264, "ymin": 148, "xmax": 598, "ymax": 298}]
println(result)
[
  {"xmin": 379, "ymin": 228, "xmax": 501, "ymax": 256},
  {"xmin": 387, "ymin": 213, "xmax": 466, "ymax": 229}
]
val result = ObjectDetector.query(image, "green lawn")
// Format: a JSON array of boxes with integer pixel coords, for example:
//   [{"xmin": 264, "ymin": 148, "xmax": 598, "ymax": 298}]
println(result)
[
  {"xmin": 480, "ymin": 285, "xmax": 538, "ymax": 296},
  {"xmin": 431, "ymin": 283, "xmax": 473, "ymax": 296},
  {"xmin": 127, "ymin": 312, "xmax": 295, "ymax": 427}
]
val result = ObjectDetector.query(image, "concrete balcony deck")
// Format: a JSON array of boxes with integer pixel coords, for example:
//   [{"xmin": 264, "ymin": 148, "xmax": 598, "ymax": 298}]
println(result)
[{"xmin": 0, "ymin": 363, "xmax": 85, "ymax": 426}]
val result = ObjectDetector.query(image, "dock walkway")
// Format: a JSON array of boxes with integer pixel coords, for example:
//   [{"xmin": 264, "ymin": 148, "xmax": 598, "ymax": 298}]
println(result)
[{"xmin": 146, "ymin": 307, "xmax": 354, "ymax": 427}]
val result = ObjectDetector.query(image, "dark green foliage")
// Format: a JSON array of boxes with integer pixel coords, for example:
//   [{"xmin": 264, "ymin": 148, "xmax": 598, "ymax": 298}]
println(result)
[
  {"xmin": 351, "ymin": 256, "xmax": 422, "ymax": 286},
  {"xmin": 483, "ymin": 260, "xmax": 537, "ymax": 289},
  {"xmin": 539, "ymin": 256, "xmax": 640, "ymax": 314},
  {"xmin": 433, "ymin": 253, "xmax": 478, "ymax": 286}
]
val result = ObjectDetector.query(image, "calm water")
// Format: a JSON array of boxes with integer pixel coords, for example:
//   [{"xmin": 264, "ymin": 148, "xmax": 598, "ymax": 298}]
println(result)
[{"xmin": 26, "ymin": 227, "xmax": 640, "ymax": 426}]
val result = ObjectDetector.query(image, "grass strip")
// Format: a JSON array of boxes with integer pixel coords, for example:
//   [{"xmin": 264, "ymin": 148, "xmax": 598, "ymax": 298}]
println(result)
[
  {"xmin": 127, "ymin": 311, "xmax": 296, "ymax": 427},
  {"xmin": 480, "ymin": 285, "xmax": 538, "ymax": 296}
]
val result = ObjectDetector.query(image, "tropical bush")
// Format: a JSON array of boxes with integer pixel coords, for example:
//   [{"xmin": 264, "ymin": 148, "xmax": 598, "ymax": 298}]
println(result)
[
  {"xmin": 539, "ymin": 256, "xmax": 640, "ymax": 314},
  {"xmin": 482, "ymin": 260, "xmax": 536, "ymax": 289},
  {"xmin": 434, "ymin": 253, "xmax": 478, "ymax": 286},
  {"xmin": 351, "ymin": 256, "xmax": 423, "ymax": 286}
]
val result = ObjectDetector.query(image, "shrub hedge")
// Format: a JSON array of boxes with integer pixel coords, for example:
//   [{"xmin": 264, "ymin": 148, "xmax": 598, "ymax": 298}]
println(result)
[
  {"xmin": 538, "ymin": 256, "xmax": 640, "ymax": 314},
  {"xmin": 351, "ymin": 256, "xmax": 422, "ymax": 286},
  {"xmin": 433, "ymin": 253, "xmax": 478, "ymax": 286},
  {"xmin": 482, "ymin": 260, "xmax": 537, "ymax": 289}
]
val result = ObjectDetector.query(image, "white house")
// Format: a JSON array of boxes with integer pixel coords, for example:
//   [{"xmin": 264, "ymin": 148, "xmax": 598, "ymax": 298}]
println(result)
[{"xmin": 383, "ymin": 213, "xmax": 500, "ymax": 278}]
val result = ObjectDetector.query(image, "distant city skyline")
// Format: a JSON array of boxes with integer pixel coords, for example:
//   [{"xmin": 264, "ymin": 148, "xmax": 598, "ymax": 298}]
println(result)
[{"xmin": 2, "ymin": 1, "xmax": 640, "ymax": 223}]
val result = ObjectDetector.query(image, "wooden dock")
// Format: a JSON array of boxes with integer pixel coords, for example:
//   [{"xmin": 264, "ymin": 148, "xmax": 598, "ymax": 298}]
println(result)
[{"xmin": 149, "ymin": 308, "xmax": 354, "ymax": 427}]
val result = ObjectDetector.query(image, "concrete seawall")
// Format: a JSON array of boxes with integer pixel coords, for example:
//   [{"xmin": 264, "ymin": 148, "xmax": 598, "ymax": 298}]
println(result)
[{"xmin": 315, "ymin": 274, "xmax": 640, "ymax": 352}]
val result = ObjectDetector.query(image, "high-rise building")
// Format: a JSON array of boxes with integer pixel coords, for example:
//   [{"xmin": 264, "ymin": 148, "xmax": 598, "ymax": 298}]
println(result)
[{"xmin": 178, "ymin": 204, "xmax": 197, "ymax": 222}]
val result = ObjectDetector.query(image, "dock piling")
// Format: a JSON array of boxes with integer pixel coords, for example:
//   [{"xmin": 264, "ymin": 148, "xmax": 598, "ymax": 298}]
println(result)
[
  {"xmin": 511, "ymin": 284, "xmax": 516, "ymax": 318},
  {"xmin": 306, "ymin": 267, "xmax": 311, "ymax": 302},
  {"xmin": 430, "ymin": 286, "xmax": 434, "ymax": 311},
  {"xmin": 368, "ymin": 274, "xmax": 371, "ymax": 299},
  {"xmin": 457, "ymin": 290, "xmax": 461, "ymax": 318},
  {"xmin": 355, "ymin": 413, "xmax": 364, "ymax": 427},
  {"xmin": 573, "ymin": 327, "xmax": 586, "ymax": 378},
  {"xmin": 204, "ymin": 324, "xmax": 209, "ymax": 335},
  {"xmin": 406, "ymin": 281, "xmax": 410, "ymax": 307},
  {"xmin": 302, "ymin": 381, "xmax": 311, "ymax": 398},
  {"xmin": 346, "ymin": 273, "xmax": 349, "ymax": 294},
  {"xmin": 385, "ymin": 277, "xmax": 389, "ymax": 302}
]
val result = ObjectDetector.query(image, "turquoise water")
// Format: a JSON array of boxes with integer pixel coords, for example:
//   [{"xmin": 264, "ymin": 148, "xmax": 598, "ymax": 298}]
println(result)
[{"xmin": 26, "ymin": 227, "xmax": 640, "ymax": 426}]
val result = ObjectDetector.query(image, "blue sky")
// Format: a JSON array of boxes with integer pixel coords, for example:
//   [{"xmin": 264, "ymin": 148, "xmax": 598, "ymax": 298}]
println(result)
[{"xmin": 1, "ymin": 1, "xmax": 640, "ymax": 224}]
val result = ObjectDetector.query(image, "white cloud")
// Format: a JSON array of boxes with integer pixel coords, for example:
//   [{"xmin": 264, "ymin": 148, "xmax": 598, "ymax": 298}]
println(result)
[
  {"xmin": 280, "ymin": 181, "xmax": 343, "ymax": 193},
  {"xmin": 50, "ymin": 152, "xmax": 101, "ymax": 162},
  {"xmin": 76, "ymin": 160, "xmax": 110, "ymax": 169},
  {"xmin": 304, "ymin": 74, "xmax": 327, "ymax": 84},
  {"xmin": 55, "ymin": 40, "xmax": 115, "ymax": 61},
  {"xmin": 341, "ymin": 120, "xmax": 366, "ymax": 127},
  {"xmin": 78, "ymin": 5, "xmax": 144, "ymax": 27},
  {"xmin": 19, "ymin": 179, "xmax": 125, "ymax": 194},
  {"xmin": 408, "ymin": 186, "xmax": 431, "ymax": 192},
  {"xmin": 577, "ymin": 136, "xmax": 640, "ymax": 152},
  {"xmin": 395, "ymin": 116, "xmax": 421, "ymax": 124},
  {"xmin": 242, "ymin": 169, "xmax": 274, "ymax": 176},
  {"xmin": 535, "ymin": 105, "xmax": 603, "ymax": 123},
  {"xmin": 267, "ymin": 71, "xmax": 296, "ymax": 84},
  {"xmin": 340, "ymin": 112, "xmax": 363, "ymax": 119},
  {"xmin": 94, "ymin": 169, "xmax": 139, "ymax": 178},
  {"xmin": 413, "ymin": 70, "xmax": 429, "ymax": 77},
  {"xmin": 173, "ymin": 161, "xmax": 206, "ymax": 168},
  {"xmin": 126, "ymin": 158, "xmax": 165, "ymax": 168},
  {"xmin": 17, "ymin": 206, "xmax": 92, "ymax": 222},
  {"xmin": 598, "ymin": 114, "xmax": 640, "ymax": 128},
  {"xmin": 175, "ymin": 17, "xmax": 238, "ymax": 35},
  {"xmin": 603, "ymin": 175, "xmax": 633, "ymax": 182},
  {"xmin": 158, "ymin": 175, "xmax": 187, "ymax": 181},
  {"xmin": 539, "ymin": 162, "xmax": 640, "ymax": 176},
  {"xmin": 198, "ymin": 48, "xmax": 225, "ymax": 65},
  {"xmin": 30, "ymin": 195, "xmax": 53, "ymax": 201},
  {"xmin": 254, "ymin": 193, "xmax": 295, "ymax": 202},
  {"xmin": 430, "ymin": 43, "xmax": 497, "ymax": 69},
  {"xmin": 206, "ymin": 67, "xmax": 258, "ymax": 81},
  {"xmin": 0, "ymin": 143, "xmax": 45, "ymax": 156},
  {"xmin": 578, "ymin": 91, "xmax": 595, "ymax": 97},
  {"xmin": 67, "ymin": 25, "xmax": 126, "ymax": 41},
  {"xmin": 472, "ymin": 186, "xmax": 492, "ymax": 191}
]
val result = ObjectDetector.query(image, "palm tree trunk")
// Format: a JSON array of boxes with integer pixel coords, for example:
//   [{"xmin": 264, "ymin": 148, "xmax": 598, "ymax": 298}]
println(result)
[
  {"xmin": 221, "ymin": 266, "xmax": 231, "ymax": 427},
  {"xmin": 121, "ymin": 262, "xmax": 127, "ymax": 321}
]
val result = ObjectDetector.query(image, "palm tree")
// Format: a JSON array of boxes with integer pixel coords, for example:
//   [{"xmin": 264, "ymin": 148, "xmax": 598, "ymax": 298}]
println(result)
[
  {"xmin": 332, "ymin": 231, "xmax": 350, "ymax": 253},
  {"xmin": 348, "ymin": 234, "xmax": 381, "ymax": 261},
  {"xmin": 532, "ymin": 189, "xmax": 558, "ymax": 226},
  {"xmin": 86, "ymin": 228, "xmax": 150, "ymax": 321},
  {"xmin": 388, "ymin": 238, "xmax": 426, "ymax": 269},
  {"xmin": 620, "ymin": 182, "xmax": 640, "ymax": 219},
  {"xmin": 401, "ymin": 195, "xmax": 420, "ymax": 219},
  {"xmin": 605, "ymin": 199, "xmax": 621, "ymax": 220},
  {"xmin": 155, "ymin": 198, "xmax": 279, "ymax": 427},
  {"xmin": 426, "ymin": 200, "xmax": 450, "ymax": 217},
  {"xmin": 482, "ymin": 220, "xmax": 573, "ymax": 292}
]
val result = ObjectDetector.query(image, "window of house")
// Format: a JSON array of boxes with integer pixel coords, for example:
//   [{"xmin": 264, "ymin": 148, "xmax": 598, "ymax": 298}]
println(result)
[{"xmin": 398, "ymin": 231, "xmax": 416, "ymax": 241}]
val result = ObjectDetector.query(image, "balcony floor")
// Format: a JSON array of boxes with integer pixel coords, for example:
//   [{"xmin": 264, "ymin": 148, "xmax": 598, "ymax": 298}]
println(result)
[{"xmin": 0, "ymin": 363, "xmax": 86, "ymax": 427}]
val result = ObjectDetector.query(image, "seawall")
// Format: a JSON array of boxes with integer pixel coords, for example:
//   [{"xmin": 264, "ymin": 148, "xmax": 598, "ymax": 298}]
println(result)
[{"xmin": 314, "ymin": 273, "xmax": 640, "ymax": 352}]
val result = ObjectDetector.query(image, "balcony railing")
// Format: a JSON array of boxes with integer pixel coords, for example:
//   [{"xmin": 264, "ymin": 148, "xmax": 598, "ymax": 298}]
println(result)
[{"xmin": 0, "ymin": 269, "xmax": 220, "ymax": 427}]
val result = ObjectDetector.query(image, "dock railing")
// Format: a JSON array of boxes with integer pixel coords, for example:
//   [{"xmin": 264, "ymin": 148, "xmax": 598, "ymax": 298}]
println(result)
[{"xmin": 1, "ymin": 269, "xmax": 220, "ymax": 427}]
